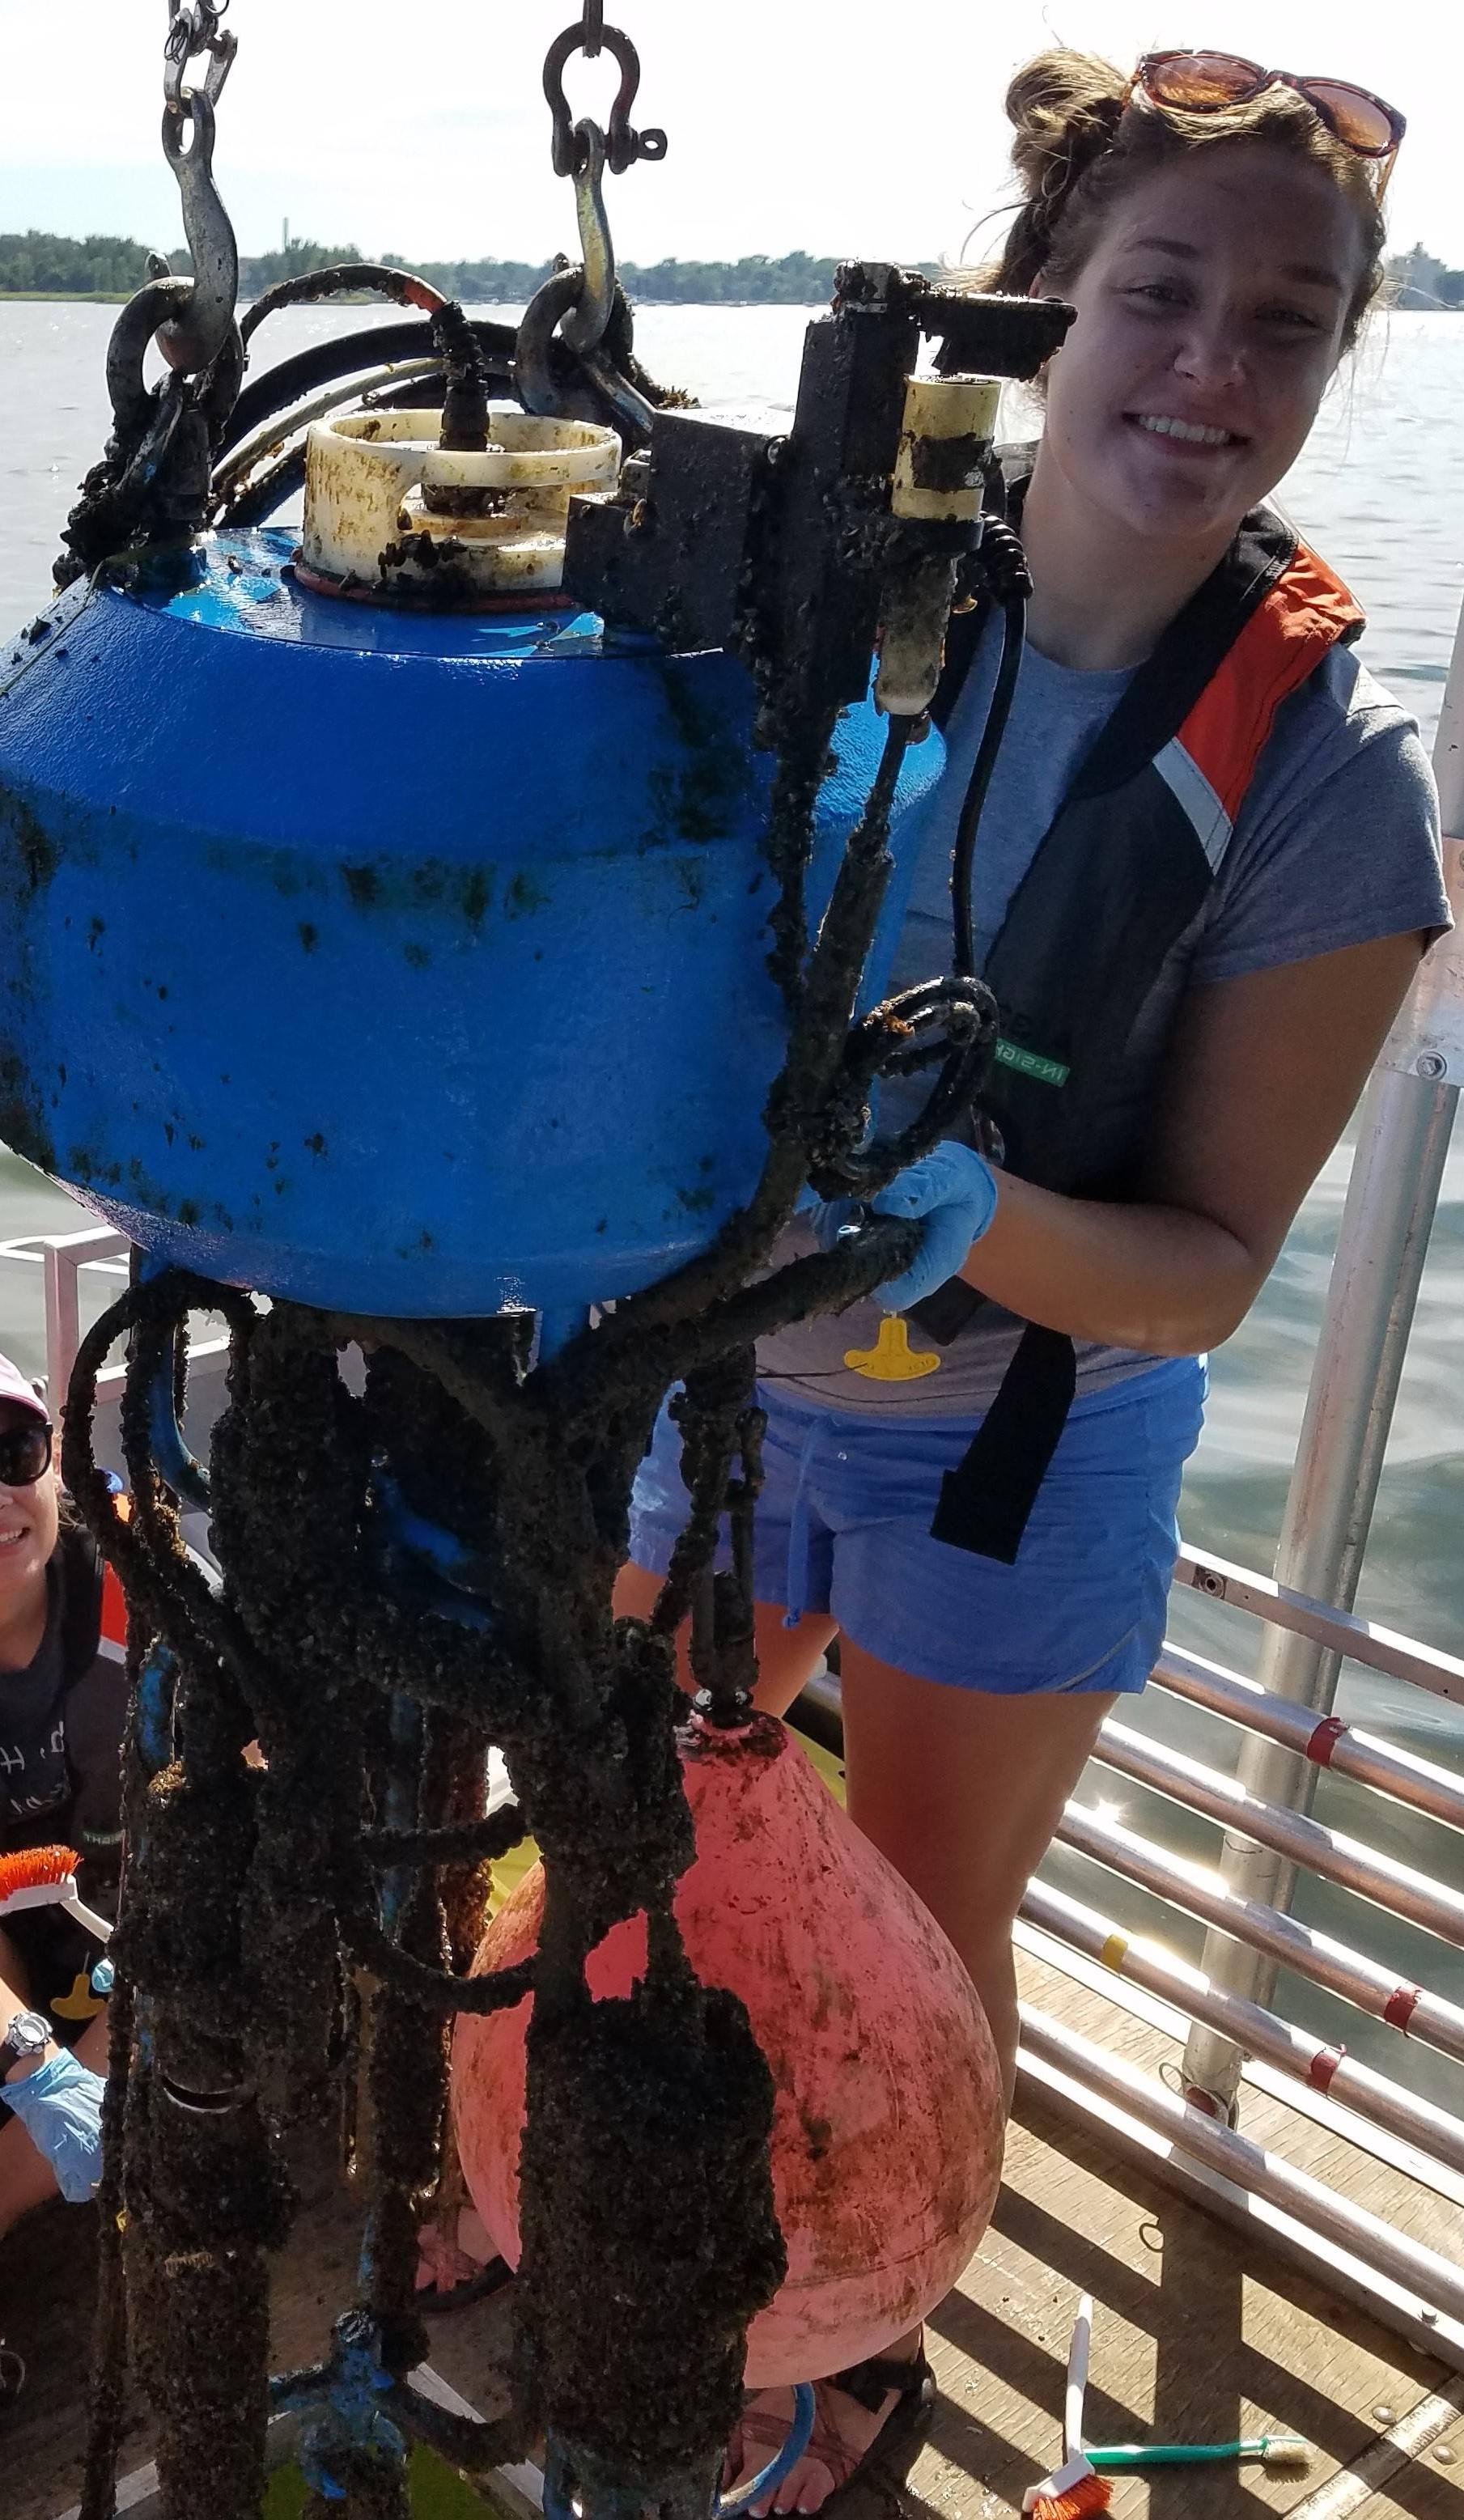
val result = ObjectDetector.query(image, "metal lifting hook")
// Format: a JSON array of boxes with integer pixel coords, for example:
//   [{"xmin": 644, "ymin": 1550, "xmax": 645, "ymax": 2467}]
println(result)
[
  {"xmin": 561, "ymin": 121, "xmax": 617, "ymax": 356},
  {"xmin": 157, "ymin": 2, "xmax": 240, "ymax": 379}
]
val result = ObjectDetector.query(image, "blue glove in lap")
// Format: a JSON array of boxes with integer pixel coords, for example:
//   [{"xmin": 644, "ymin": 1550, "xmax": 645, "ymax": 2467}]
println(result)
[
  {"xmin": 3, "ymin": 2047, "xmax": 107, "ymax": 2202},
  {"xmin": 812, "ymin": 1141, "xmax": 999, "ymax": 1315}
]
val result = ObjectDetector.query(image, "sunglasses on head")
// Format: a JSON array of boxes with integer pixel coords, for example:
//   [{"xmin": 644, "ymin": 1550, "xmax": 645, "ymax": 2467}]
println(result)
[
  {"xmin": 1128, "ymin": 53, "xmax": 1405, "ymax": 195},
  {"xmin": 0, "ymin": 1420, "xmax": 54, "ymax": 1488}
]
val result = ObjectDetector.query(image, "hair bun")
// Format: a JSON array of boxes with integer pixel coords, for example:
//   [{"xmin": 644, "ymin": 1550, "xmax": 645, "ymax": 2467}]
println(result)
[{"xmin": 1005, "ymin": 50, "xmax": 1127, "ymax": 211}]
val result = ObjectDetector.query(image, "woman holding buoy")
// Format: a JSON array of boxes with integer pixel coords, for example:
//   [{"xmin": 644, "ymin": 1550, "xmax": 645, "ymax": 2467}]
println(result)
[
  {"xmin": 0, "ymin": 1352, "xmax": 118, "ymax": 2261},
  {"xmin": 617, "ymin": 46, "xmax": 1450, "ymax": 2513}
]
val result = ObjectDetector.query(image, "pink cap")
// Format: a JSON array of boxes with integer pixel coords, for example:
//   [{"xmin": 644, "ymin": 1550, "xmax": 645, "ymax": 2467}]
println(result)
[{"xmin": 0, "ymin": 1352, "xmax": 48, "ymax": 1423}]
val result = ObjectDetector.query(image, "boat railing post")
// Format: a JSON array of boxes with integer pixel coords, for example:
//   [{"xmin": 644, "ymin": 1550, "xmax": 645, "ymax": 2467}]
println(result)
[{"xmin": 1180, "ymin": 597, "xmax": 1464, "ymax": 2119}]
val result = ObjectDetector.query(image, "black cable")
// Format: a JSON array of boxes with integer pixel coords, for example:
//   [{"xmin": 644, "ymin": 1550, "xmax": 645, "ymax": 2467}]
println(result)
[
  {"xmin": 240, "ymin": 263, "xmax": 448, "ymax": 348},
  {"xmin": 243, "ymin": 276, "xmax": 494, "ymax": 453},
  {"xmin": 217, "ymin": 319, "xmax": 521, "ymax": 461}
]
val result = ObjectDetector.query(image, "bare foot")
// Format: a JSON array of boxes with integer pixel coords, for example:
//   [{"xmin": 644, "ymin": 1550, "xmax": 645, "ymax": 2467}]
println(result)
[
  {"xmin": 414, "ymin": 2204, "xmax": 499, "ymax": 2302},
  {"xmin": 724, "ymin": 2334, "xmax": 927, "ymax": 2518}
]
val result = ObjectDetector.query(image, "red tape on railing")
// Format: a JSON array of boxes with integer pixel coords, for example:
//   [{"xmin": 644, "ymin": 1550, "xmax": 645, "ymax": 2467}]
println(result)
[
  {"xmin": 1306, "ymin": 1714, "xmax": 1348, "ymax": 1767},
  {"xmin": 1384, "ymin": 1984, "xmax": 1422, "ymax": 2034},
  {"xmin": 1308, "ymin": 2043, "xmax": 1346, "ymax": 2093}
]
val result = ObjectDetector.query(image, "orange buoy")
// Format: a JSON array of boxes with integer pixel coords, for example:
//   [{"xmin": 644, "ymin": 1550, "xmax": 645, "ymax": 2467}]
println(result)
[{"xmin": 452, "ymin": 1712, "xmax": 1003, "ymax": 2387}]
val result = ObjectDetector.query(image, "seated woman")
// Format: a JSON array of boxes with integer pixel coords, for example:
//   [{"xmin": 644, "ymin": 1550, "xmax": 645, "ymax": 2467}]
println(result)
[{"xmin": 0, "ymin": 1347, "xmax": 121, "ymax": 2260}]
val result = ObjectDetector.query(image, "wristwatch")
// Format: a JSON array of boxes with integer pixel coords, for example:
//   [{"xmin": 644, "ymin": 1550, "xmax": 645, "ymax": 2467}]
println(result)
[{"xmin": 0, "ymin": 2009, "xmax": 52, "ymax": 2084}]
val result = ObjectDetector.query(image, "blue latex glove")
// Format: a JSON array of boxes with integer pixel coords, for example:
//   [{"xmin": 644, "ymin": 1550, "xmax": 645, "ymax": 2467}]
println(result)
[
  {"xmin": 834, "ymin": 1142, "xmax": 999, "ymax": 1314},
  {"xmin": 2, "ymin": 2048, "xmax": 106, "ymax": 2202}
]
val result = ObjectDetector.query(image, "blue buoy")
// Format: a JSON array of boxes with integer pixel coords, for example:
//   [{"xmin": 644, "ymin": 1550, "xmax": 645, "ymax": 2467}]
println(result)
[{"xmin": 0, "ymin": 531, "xmax": 944, "ymax": 1316}]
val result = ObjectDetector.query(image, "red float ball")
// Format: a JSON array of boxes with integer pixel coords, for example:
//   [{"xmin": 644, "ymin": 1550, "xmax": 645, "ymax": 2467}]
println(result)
[{"xmin": 453, "ymin": 1713, "xmax": 1003, "ymax": 2386}]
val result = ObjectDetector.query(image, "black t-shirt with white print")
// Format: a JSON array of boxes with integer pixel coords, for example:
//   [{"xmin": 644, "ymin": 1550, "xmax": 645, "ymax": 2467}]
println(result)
[
  {"xmin": 0, "ymin": 1563, "xmax": 72, "ymax": 1835},
  {"xmin": 0, "ymin": 1548, "xmax": 124, "ymax": 2088}
]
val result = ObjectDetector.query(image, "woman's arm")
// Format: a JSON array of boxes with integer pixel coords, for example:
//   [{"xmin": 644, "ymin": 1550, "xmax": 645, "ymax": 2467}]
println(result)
[{"xmin": 957, "ymin": 930, "xmax": 1428, "ymax": 1354}]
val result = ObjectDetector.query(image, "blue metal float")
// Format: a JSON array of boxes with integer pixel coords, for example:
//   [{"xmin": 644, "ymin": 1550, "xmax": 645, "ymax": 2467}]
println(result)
[{"xmin": 0, "ymin": 528, "xmax": 944, "ymax": 1317}]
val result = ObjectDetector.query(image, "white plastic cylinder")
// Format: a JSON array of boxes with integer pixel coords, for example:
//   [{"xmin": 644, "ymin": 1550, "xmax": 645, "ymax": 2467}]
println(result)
[{"xmin": 300, "ymin": 405, "xmax": 621, "ymax": 601}]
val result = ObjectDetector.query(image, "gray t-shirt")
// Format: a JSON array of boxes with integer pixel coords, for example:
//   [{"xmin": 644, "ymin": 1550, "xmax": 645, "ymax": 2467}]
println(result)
[{"xmin": 757, "ymin": 616, "xmax": 1449, "ymax": 1419}]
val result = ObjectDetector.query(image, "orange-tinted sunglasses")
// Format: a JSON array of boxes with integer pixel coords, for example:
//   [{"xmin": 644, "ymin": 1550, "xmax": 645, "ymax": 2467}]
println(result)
[{"xmin": 1127, "ymin": 53, "xmax": 1406, "ymax": 196}]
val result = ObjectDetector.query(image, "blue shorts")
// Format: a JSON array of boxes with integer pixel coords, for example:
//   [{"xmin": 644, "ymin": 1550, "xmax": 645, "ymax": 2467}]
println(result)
[{"xmin": 629, "ymin": 1359, "xmax": 1206, "ymax": 1696}]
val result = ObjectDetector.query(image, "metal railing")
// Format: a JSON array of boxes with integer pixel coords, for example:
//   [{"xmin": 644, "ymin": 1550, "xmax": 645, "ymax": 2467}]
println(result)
[
  {"xmin": 0, "ymin": 1224, "xmax": 231, "ymax": 1477},
  {"xmin": 0, "ymin": 1222, "xmax": 131, "ymax": 1399},
  {"xmin": 1021, "ymin": 1876, "xmax": 1464, "ymax": 2178},
  {"xmin": 1179, "ymin": 592, "xmax": 1464, "ymax": 2115},
  {"xmin": 1050, "ymin": 1792, "xmax": 1464, "ymax": 2071}
]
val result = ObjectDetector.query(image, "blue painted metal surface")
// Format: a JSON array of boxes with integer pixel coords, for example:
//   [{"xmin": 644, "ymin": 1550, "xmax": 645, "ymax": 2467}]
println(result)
[{"xmin": 0, "ymin": 531, "xmax": 944, "ymax": 1315}]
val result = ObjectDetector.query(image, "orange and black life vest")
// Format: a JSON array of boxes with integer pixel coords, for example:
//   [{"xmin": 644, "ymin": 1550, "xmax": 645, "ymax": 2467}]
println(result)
[{"xmin": 914, "ymin": 487, "xmax": 1364, "ymax": 1562}]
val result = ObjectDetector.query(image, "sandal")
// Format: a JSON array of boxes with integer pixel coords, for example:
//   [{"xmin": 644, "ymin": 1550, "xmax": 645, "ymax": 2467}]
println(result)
[{"xmin": 732, "ymin": 2349, "xmax": 936, "ymax": 2512}]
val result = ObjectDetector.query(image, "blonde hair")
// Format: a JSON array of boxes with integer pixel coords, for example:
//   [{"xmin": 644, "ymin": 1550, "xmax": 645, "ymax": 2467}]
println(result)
[{"xmin": 975, "ymin": 49, "xmax": 1387, "ymax": 350}]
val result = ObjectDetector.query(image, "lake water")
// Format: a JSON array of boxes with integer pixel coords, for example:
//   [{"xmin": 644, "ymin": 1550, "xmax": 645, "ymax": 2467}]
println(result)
[{"xmin": 1, "ymin": 301, "xmax": 1461, "ymax": 2099}]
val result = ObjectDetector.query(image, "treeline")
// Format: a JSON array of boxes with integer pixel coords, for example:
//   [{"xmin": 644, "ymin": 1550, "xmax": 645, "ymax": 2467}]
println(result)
[
  {"xmin": 1385, "ymin": 244, "xmax": 1464, "ymax": 310},
  {"xmin": 0, "ymin": 230, "xmax": 161, "ymax": 295},
  {"xmin": 0, "ymin": 229, "xmax": 933, "ymax": 305},
  {"xmin": 299, "ymin": 245, "xmax": 876, "ymax": 303}
]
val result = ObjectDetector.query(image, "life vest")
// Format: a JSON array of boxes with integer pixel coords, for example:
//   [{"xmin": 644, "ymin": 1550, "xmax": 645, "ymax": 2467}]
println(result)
[{"xmin": 913, "ymin": 486, "xmax": 1364, "ymax": 1563}]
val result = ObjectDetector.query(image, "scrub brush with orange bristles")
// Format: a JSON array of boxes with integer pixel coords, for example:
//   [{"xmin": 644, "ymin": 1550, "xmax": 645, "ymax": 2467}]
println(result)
[
  {"xmin": 0, "ymin": 1843, "xmax": 112, "ymax": 1942},
  {"xmin": 1022, "ymin": 2297, "xmax": 1112, "ymax": 2520}
]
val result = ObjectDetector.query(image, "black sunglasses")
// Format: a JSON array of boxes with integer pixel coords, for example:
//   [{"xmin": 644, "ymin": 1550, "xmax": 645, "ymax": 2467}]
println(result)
[{"xmin": 0, "ymin": 1421, "xmax": 54, "ymax": 1487}]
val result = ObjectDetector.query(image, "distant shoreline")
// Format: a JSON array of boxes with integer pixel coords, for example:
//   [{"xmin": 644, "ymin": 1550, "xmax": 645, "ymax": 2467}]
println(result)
[
  {"xmin": 0, "ymin": 235, "xmax": 939, "ymax": 307},
  {"xmin": 0, "ymin": 290, "xmax": 834, "ymax": 309}
]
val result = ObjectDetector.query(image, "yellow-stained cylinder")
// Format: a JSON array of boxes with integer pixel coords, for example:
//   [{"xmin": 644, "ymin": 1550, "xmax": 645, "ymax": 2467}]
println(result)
[{"xmin": 893, "ymin": 372, "xmax": 1002, "ymax": 523}]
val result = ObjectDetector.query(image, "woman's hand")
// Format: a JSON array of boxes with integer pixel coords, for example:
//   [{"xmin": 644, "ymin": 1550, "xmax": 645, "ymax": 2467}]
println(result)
[
  {"xmin": 864, "ymin": 1145, "xmax": 1001, "ymax": 1313},
  {"xmin": 810, "ymin": 1146, "xmax": 999, "ymax": 1313},
  {"xmin": 1, "ymin": 2047, "xmax": 105, "ymax": 2202},
  {"xmin": 956, "ymin": 929, "xmax": 1428, "ymax": 1354}
]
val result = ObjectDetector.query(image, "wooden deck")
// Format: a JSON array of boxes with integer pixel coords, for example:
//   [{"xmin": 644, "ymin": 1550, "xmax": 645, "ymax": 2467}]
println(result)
[{"xmin": 6, "ymin": 1975, "xmax": 1462, "ymax": 2520}]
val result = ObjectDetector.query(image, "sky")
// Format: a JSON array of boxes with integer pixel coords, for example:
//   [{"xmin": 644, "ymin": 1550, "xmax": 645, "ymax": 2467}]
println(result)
[{"xmin": 0, "ymin": 2, "xmax": 1461, "ymax": 271}]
